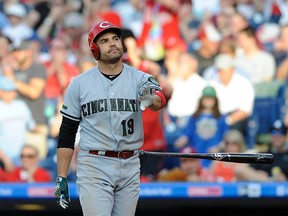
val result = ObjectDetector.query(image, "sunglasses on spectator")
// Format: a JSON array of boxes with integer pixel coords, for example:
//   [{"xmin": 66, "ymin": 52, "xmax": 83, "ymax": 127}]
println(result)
[{"xmin": 20, "ymin": 154, "xmax": 36, "ymax": 159}]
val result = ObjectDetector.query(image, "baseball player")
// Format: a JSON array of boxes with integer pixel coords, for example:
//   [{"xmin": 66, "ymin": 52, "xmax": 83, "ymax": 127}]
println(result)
[{"xmin": 54, "ymin": 20, "xmax": 167, "ymax": 216}]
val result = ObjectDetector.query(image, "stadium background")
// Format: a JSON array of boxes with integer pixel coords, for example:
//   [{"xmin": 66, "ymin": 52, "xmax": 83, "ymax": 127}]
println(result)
[{"xmin": 1, "ymin": 0, "xmax": 288, "ymax": 215}]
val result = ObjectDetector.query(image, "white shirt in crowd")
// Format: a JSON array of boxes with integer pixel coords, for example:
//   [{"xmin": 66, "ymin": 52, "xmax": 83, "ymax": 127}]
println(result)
[
  {"xmin": 210, "ymin": 72, "xmax": 255, "ymax": 115},
  {"xmin": 167, "ymin": 73, "xmax": 208, "ymax": 118},
  {"xmin": 234, "ymin": 49, "xmax": 276, "ymax": 84}
]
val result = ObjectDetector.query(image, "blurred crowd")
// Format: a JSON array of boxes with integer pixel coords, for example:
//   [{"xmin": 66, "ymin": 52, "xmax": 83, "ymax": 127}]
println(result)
[{"xmin": 0, "ymin": 0, "xmax": 288, "ymax": 184}]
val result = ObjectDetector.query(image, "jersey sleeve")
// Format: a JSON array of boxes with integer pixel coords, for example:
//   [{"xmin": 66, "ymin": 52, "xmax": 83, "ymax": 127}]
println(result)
[
  {"xmin": 60, "ymin": 78, "xmax": 81, "ymax": 121},
  {"xmin": 139, "ymin": 74, "xmax": 162, "ymax": 92}
]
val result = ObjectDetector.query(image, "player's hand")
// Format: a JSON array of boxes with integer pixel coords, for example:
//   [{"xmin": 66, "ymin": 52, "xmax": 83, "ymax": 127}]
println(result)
[
  {"xmin": 138, "ymin": 85, "xmax": 155, "ymax": 111},
  {"xmin": 54, "ymin": 176, "xmax": 71, "ymax": 209},
  {"xmin": 138, "ymin": 77, "xmax": 161, "ymax": 111}
]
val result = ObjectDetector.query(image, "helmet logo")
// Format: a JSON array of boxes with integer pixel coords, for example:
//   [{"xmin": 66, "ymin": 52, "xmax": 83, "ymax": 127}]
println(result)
[{"xmin": 99, "ymin": 21, "xmax": 112, "ymax": 29}]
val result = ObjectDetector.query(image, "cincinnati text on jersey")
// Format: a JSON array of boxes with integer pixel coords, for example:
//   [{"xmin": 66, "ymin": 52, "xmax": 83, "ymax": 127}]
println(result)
[{"xmin": 81, "ymin": 98, "xmax": 139, "ymax": 116}]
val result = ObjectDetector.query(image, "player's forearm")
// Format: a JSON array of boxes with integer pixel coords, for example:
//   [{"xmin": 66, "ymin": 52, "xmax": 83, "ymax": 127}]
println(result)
[
  {"xmin": 57, "ymin": 148, "xmax": 74, "ymax": 178},
  {"xmin": 149, "ymin": 91, "xmax": 166, "ymax": 111}
]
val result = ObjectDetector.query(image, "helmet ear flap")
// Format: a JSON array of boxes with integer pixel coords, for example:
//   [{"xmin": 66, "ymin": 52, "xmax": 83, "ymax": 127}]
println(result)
[{"xmin": 90, "ymin": 43, "xmax": 99, "ymax": 60}]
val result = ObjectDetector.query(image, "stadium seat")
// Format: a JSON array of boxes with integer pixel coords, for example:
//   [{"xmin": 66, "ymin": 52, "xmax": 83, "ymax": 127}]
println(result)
[{"xmin": 246, "ymin": 80, "xmax": 286, "ymax": 148}]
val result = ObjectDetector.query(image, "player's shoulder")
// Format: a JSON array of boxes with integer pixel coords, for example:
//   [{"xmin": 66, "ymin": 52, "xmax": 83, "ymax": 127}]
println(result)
[{"xmin": 123, "ymin": 63, "xmax": 149, "ymax": 79}]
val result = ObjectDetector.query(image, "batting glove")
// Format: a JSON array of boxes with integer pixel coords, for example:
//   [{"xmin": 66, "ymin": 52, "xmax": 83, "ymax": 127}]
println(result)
[
  {"xmin": 54, "ymin": 176, "xmax": 71, "ymax": 209},
  {"xmin": 138, "ymin": 86, "xmax": 155, "ymax": 111},
  {"xmin": 138, "ymin": 76, "xmax": 162, "ymax": 111}
]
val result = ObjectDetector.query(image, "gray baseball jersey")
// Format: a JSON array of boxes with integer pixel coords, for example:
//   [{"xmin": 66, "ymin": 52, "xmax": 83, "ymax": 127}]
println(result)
[{"xmin": 60, "ymin": 63, "xmax": 153, "ymax": 151}]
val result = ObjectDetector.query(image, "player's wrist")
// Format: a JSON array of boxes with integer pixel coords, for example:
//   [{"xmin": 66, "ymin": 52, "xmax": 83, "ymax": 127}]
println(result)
[
  {"xmin": 154, "ymin": 90, "xmax": 166, "ymax": 109},
  {"xmin": 56, "ymin": 176, "xmax": 67, "ymax": 181}
]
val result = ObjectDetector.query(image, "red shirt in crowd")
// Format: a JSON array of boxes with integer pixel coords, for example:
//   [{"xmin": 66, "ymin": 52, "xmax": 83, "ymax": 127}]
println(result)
[
  {"xmin": 137, "ymin": 0, "xmax": 182, "ymax": 49},
  {"xmin": 1, "ymin": 167, "xmax": 51, "ymax": 183},
  {"xmin": 44, "ymin": 61, "xmax": 79, "ymax": 99}
]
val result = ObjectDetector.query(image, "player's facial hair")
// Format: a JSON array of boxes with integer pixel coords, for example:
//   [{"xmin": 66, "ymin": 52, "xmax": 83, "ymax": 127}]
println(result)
[{"xmin": 101, "ymin": 48, "xmax": 123, "ymax": 64}]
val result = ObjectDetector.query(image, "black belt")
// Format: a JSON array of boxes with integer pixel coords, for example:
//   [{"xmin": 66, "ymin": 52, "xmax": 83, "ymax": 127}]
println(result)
[{"xmin": 88, "ymin": 150, "xmax": 137, "ymax": 159}]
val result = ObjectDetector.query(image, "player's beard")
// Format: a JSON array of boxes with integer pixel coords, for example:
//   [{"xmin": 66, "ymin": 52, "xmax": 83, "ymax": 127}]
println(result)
[{"xmin": 101, "ymin": 48, "xmax": 123, "ymax": 64}]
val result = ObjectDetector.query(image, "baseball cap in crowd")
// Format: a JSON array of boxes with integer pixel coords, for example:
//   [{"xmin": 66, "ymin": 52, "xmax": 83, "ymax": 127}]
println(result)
[
  {"xmin": 4, "ymin": 3, "xmax": 27, "ymax": 18},
  {"xmin": 63, "ymin": 12, "xmax": 84, "ymax": 28},
  {"xmin": 270, "ymin": 119, "xmax": 287, "ymax": 135},
  {"xmin": 12, "ymin": 40, "xmax": 30, "ymax": 51},
  {"xmin": 214, "ymin": 54, "xmax": 235, "ymax": 70},
  {"xmin": 0, "ymin": 76, "xmax": 16, "ymax": 91},
  {"xmin": 202, "ymin": 86, "xmax": 217, "ymax": 98}
]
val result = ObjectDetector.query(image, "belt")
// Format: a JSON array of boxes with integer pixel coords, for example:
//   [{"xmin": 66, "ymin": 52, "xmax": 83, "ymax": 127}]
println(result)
[{"xmin": 88, "ymin": 150, "xmax": 137, "ymax": 159}]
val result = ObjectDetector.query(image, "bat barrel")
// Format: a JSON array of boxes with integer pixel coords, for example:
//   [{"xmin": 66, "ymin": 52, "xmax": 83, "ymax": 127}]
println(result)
[
  {"xmin": 214, "ymin": 153, "xmax": 275, "ymax": 164},
  {"xmin": 138, "ymin": 150, "xmax": 274, "ymax": 164}
]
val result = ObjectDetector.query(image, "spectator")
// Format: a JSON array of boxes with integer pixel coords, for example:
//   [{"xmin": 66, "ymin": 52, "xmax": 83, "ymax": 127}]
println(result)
[
  {"xmin": 174, "ymin": 85, "xmax": 229, "ymax": 168},
  {"xmin": 203, "ymin": 39, "xmax": 250, "ymax": 82},
  {"xmin": 0, "ymin": 75, "xmax": 36, "ymax": 165},
  {"xmin": 234, "ymin": 26, "xmax": 277, "ymax": 84},
  {"xmin": 76, "ymin": 32, "xmax": 97, "ymax": 74},
  {"xmin": 28, "ymin": 0, "xmax": 73, "ymax": 42},
  {"xmin": 157, "ymin": 146, "xmax": 215, "ymax": 182},
  {"xmin": 178, "ymin": 0, "xmax": 201, "ymax": 48},
  {"xmin": 58, "ymin": 11, "xmax": 85, "ymax": 65},
  {"xmin": 2, "ymin": 2, "xmax": 34, "ymax": 47},
  {"xmin": 227, "ymin": 11, "xmax": 249, "ymax": 43},
  {"xmin": 0, "ymin": 150, "xmax": 14, "ymax": 182},
  {"xmin": 190, "ymin": 22, "xmax": 222, "ymax": 77},
  {"xmin": 0, "ymin": 150, "xmax": 14, "ymax": 172},
  {"xmin": 274, "ymin": 24, "xmax": 288, "ymax": 80},
  {"xmin": 235, "ymin": 119, "xmax": 288, "ymax": 182},
  {"xmin": 112, "ymin": 0, "xmax": 144, "ymax": 38},
  {"xmin": 211, "ymin": 0, "xmax": 236, "ymax": 39},
  {"xmin": 0, "ymin": 10, "xmax": 9, "ymax": 29},
  {"xmin": 0, "ymin": 34, "xmax": 13, "ymax": 64},
  {"xmin": 210, "ymin": 54, "xmax": 255, "ymax": 142},
  {"xmin": 1, "ymin": 144, "xmax": 52, "ymax": 183},
  {"xmin": 167, "ymin": 52, "xmax": 208, "ymax": 128},
  {"xmin": 163, "ymin": 35, "xmax": 187, "ymax": 77},
  {"xmin": 24, "ymin": 32, "xmax": 50, "ymax": 64},
  {"xmin": 137, "ymin": 0, "xmax": 183, "ymax": 64},
  {"xmin": 2, "ymin": 40, "xmax": 48, "ymax": 160},
  {"xmin": 209, "ymin": 129, "xmax": 247, "ymax": 182},
  {"xmin": 43, "ymin": 37, "xmax": 80, "ymax": 122},
  {"xmin": 0, "ymin": 34, "xmax": 14, "ymax": 77}
]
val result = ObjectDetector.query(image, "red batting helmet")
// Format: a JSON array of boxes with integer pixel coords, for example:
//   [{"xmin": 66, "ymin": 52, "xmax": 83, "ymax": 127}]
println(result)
[{"xmin": 88, "ymin": 21, "xmax": 122, "ymax": 60}]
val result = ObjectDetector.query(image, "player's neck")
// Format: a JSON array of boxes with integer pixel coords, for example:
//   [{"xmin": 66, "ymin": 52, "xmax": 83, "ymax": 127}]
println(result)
[{"xmin": 98, "ymin": 61, "xmax": 123, "ymax": 76}]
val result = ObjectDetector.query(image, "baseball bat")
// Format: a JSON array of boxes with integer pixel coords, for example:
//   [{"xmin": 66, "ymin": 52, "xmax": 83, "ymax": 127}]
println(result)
[{"xmin": 138, "ymin": 150, "xmax": 274, "ymax": 164}]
